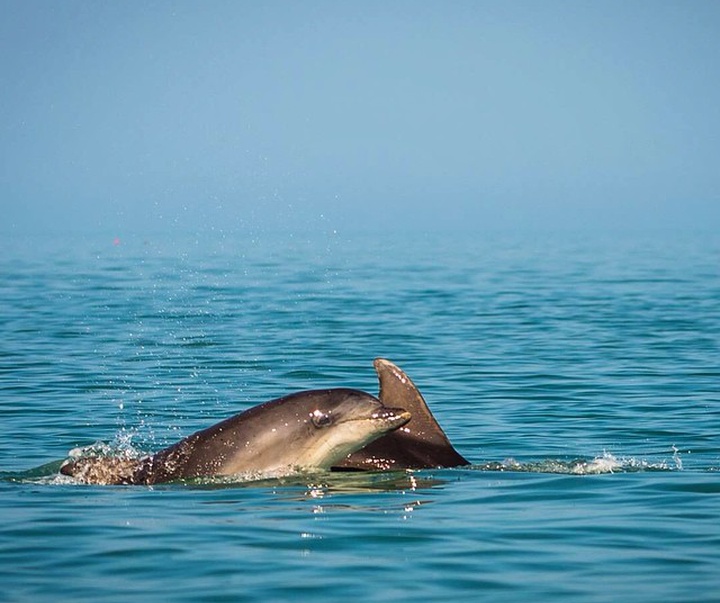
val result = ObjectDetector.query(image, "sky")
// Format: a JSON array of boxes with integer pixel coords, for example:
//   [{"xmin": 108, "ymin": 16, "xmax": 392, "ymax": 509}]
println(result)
[{"xmin": 1, "ymin": 0, "xmax": 719, "ymax": 236}]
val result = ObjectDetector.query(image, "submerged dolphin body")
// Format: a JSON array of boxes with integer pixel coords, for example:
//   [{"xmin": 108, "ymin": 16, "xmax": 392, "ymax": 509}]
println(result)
[
  {"xmin": 335, "ymin": 358, "xmax": 469, "ymax": 471},
  {"xmin": 60, "ymin": 389, "xmax": 410, "ymax": 485}
]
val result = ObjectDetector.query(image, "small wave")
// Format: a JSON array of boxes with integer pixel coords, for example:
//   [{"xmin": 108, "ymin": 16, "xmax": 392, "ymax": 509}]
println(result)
[{"xmin": 474, "ymin": 452, "xmax": 679, "ymax": 474}]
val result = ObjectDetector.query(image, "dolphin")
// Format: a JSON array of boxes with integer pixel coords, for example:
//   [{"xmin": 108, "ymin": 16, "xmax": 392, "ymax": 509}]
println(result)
[
  {"xmin": 60, "ymin": 388, "xmax": 411, "ymax": 485},
  {"xmin": 334, "ymin": 358, "xmax": 469, "ymax": 470}
]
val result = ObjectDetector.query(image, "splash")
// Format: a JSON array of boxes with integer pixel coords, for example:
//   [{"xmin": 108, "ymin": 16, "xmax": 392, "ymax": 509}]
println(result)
[
  {"xmin": 671, "ymin": 445, "xmax": 683, "ymax": 470},
  {"xmin": 67, "ymin": 435, "xmax": 145, "ymax": 463}
]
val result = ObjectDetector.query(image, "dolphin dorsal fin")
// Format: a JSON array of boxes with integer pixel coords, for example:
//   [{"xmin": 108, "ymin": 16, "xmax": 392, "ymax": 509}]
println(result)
[{"xmin": 334, "ymin": 358, "xmax": 469, "ymax": 470}]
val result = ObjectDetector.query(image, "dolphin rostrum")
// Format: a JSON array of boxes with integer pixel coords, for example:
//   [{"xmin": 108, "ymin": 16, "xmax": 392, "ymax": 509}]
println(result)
[
  {"xmin": 60, "ymin": 388, "xmax": 411, "ymax": 485},
  {"xmin": 335, "ymin": 358, "xmax": 469, "ymax": 470}
]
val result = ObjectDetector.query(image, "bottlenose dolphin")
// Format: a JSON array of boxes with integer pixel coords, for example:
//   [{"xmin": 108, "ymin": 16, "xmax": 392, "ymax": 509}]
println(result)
[
  {"xmin": 335, "ymin": 358, "xmax": 469, "ymax": 470},
  {"xmin": 60, "ymin": 389, "xmax": 410, "ymax": 485}
]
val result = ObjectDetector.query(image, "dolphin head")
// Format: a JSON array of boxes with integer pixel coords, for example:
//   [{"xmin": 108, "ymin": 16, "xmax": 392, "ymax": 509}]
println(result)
[
  {"xmin": 180, "ymin": 388, "xmax": 411, "ymax": 479},
  {"xmin": 286, "ymin": 389, "xmax": 412, "ymax": 471}
]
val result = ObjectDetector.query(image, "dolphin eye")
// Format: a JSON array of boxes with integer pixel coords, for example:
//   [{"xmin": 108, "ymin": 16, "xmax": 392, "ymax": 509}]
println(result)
[{"xmin": 310, "ymin": 410, "xmax": 332, "ymax": 428}]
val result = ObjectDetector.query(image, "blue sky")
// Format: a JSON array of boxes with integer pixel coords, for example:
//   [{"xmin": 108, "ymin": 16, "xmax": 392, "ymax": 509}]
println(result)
[{"xmin": 2, "ymin": 1, "xmax": 719, "ymax": 235}]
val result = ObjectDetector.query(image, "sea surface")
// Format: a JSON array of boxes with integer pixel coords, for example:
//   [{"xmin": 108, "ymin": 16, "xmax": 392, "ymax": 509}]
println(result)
[{"xmin": 1, "ymin": 229, "xmax": 719, "ymax": 602}]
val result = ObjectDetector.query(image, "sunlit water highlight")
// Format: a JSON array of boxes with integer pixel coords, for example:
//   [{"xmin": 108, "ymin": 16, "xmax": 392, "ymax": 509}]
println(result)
[{"xmin": 1, "ymin": 230, "xmax": 719, "ymax": 602}]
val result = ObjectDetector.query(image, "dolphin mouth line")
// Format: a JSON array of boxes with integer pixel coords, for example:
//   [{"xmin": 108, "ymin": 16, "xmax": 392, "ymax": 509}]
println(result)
[{"xmin": 370, "ymin": 409, "xmax": 412, "ymax": 426}]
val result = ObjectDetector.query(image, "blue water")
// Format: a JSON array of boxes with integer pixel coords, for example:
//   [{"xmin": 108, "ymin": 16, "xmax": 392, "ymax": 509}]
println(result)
[{"xmin": 1, "ymin": 230, "xmax": 719, "ymax": 602}]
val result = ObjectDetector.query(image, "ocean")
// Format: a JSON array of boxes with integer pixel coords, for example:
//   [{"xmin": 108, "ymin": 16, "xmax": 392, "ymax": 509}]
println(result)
[{"xmin": 1, "ymin": 229, "xmax": 719, "ymax": 602}]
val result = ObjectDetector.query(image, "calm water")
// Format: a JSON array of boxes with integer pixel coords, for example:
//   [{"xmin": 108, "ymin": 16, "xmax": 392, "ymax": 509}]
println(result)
[{"xmin": 1, "ymin": 229, "xmax": 719, "ymax": 602}]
